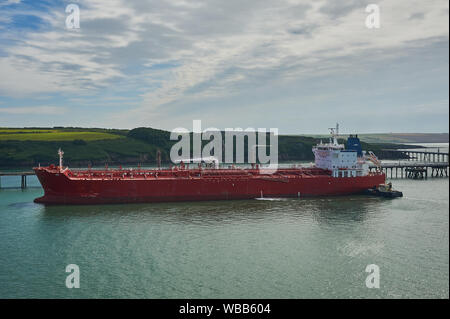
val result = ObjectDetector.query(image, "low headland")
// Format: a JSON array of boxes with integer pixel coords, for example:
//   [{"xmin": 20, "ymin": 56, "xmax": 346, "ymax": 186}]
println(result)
[{"xmin": 0, "ymin": 127, "xmax": 447, "ymax": 169}]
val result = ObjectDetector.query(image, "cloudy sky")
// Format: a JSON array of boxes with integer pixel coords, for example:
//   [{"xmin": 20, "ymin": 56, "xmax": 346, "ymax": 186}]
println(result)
[{"xmin": 0, "ymin": 0, "xmax": 448, "ymax": 133}]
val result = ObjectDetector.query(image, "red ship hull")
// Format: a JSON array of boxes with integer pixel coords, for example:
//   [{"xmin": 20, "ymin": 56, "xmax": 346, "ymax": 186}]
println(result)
[{"xmin": 33, "ymin": 166, "xmax": 385, "ymax": 205}]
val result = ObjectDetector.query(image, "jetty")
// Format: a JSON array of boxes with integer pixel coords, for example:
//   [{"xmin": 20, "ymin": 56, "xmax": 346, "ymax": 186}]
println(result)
[
  {"xmin": 0, "ymin": 171, "xmax": 35, "ymax": 189},
  {"xmin": 370, "ymin": 148, "xmax": 449, "ymax": 179},
  {"xmin": 382, "ymin": 149, "xmax": 449, "ymax": 162},
  {"xmin": 370, "ymin": 162, "xmax": 448, "ymax": 179}
]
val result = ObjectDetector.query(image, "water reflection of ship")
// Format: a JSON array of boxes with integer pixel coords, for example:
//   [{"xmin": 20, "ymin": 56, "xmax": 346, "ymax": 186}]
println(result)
[
  {"xmin": 307, "ymin": 196, "xmax": 384, "ymax": 226},
  {"xmin": 40, "ymin": 195, "xmax": 384, "ymax": 227}
]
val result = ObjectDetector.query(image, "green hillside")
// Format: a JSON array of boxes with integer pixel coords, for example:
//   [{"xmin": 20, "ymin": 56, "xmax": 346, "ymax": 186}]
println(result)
[{"xmin": 0, "ymin": 127, "xmax": 409, "ymax": 168}]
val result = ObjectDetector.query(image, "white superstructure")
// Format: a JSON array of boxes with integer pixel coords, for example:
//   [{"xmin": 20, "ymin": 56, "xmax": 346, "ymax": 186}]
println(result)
[{"xmin": 312, "ymin": 124, "xmax": 370, "ymax": 177}]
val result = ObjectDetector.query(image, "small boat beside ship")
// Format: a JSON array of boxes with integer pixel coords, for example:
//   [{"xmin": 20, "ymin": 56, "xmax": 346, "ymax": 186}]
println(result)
[
  {"xmin": 364, "ymin": 183, "xmax": 403, "ymax": 198},
  {"xmin": 33, "ymin": 125, "xmax": 387, "ymax": 205}
]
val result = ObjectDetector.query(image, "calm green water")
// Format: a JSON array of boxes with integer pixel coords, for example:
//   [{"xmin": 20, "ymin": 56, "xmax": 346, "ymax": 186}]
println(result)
[{"xmin": 0, "ymin": 175, "xmax": 448, "ymax": 298}]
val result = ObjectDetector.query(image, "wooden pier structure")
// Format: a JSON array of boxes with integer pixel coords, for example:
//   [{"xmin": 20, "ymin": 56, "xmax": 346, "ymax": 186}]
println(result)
[
  {"xmin": 0, "ymin": 171, "xmax": 35, "ymax": 189},
  {"xmin": 374, "ymin": 148, "xmax": 449, "ymax": 179},
  {"xmin": 369, "ymin": 162, "xmax": 449, "ymax": 179},
  {"xmin": 382, "ymin": 149, "xmax": 449, "ymax": 163}
]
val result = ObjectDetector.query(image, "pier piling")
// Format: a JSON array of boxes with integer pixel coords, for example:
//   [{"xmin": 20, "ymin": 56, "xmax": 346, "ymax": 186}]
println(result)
[
  {"xmin": 370, "ymin": 162, "xmax": 448, "ymax": 179},
  {"xmin": 0, "ymin": 171, "xmax": 34, "ymax": 189}
]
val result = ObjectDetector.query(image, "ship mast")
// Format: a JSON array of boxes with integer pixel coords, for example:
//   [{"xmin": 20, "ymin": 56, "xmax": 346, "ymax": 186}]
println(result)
[{"xmin": 58, "ymin": 148, "xmax": 64, "ymax": 172}]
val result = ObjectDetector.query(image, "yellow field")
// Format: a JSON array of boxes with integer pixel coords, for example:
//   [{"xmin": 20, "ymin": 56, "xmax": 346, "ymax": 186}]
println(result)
[
  {"xmin": 0, "ymin": 129, "xmax": 57, "ymax": 133},
  {"xmin": 0, "ymin": 130, "xmax": 122, "ymax": 141}
]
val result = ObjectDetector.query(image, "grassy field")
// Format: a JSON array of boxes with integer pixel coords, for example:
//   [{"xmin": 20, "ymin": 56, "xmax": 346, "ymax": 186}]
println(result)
[
  {"xmin": 0, "ymin": 129, "xmax": 123, "ymax": 141},
  {"xmin": 0, "ymin": 129, "xmax": 57, "ymax": 133}
]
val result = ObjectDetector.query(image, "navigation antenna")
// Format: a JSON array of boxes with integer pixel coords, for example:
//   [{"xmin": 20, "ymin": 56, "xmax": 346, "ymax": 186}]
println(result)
[
  {"xmin": 328, "ymin": 123, "xmax": 339, "ymax": 145},
  {"xmin": 58, "ymin": 148, "xmax": 64, "ymax": 171}
]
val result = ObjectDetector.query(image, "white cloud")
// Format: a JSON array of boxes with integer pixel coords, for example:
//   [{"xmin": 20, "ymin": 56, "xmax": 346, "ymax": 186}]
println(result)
[
  {"xmin": 0, "ymin": 0, "xmax": 448, "ymax": 128},
  {"xmin": 0, "ymin": 106, "xmax": 68, "ymax": 114},
  {"xmin": 1, "ymin": 0, "xmax": 21, "ymax": 6}
]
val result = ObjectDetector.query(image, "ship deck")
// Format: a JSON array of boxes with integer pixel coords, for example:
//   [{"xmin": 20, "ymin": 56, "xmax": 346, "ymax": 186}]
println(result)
[{"xmin": 35, "ymin": 166, "xmax": 334, "ymax": 181}]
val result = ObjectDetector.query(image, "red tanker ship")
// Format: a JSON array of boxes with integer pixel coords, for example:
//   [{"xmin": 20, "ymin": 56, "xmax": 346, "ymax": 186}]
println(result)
[{"xmin": 34, "ymin": 125, "xmax": 385, "ymax": 205}]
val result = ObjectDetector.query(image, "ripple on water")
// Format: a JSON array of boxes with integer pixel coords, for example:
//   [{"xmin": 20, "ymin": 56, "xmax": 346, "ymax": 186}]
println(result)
[{"xmin": 0, "ymin": 178, "xmax": 448, "ymax": 298}]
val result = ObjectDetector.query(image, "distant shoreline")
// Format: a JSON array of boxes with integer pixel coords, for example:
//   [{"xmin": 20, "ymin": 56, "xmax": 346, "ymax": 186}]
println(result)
[
  {"xmin": 0, "ymin": 127, "xmax": 442, "ymax": 169},
  {"xmin": 301, "ymin": 133, "xmax": 449, "ymax": 144},
  {"xmin": 1, "ymin": 127, "xmax": 448, "ymax": 144}
]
